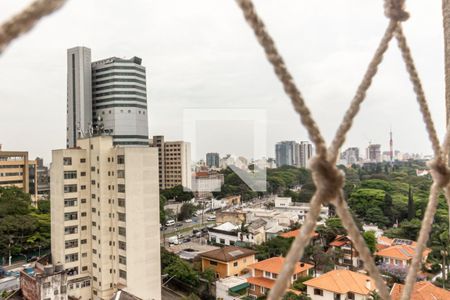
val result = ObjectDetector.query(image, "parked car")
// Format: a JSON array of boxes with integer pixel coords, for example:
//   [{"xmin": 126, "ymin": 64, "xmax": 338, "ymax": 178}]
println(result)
[
  {"xmin": 207, "ymin": 216, "xmax": 216, "ymax": 221},
  {"xmin": 184, "ymin": 219, "xmax": 192, "ymax": 223},
  {"xmin": 165, "ymin": 220, "xmax": 176, "ymax": 226}
]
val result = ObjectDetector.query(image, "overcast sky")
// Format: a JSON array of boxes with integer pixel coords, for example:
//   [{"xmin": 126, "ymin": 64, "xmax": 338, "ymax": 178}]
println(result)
[{"xmin": 0, "ymin": 0, "xmax": 447, "ymax": 162}]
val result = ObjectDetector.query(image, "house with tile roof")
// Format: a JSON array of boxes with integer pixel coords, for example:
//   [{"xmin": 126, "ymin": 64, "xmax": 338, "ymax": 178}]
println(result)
[
  {"xmin": 246, "ymin": 257, "xmax": 313, "ymax": 298},
  {"xmin": 390, "ymin": 281, "xmax": 450, "ymax": 300},
  {"xmin": 200, "ymin": 246, "xmax": 256, "ymax": 279},
  {"xmin": 375, "ymin": 243, "xmax": 430, "ymax": 267},
  {"xmin": 304, "ymin": 269, "xmax": 376, "ymax": 300}
]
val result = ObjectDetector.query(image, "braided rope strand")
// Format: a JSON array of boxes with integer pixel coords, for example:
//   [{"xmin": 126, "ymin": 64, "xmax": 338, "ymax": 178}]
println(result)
[
  {"xmin": 328, "ymin": 20, "xmax": 398, "ymax": 163},
  {"xmin": 0, "ymin": 0, "xmax": 67, "ymax": 54},
  {"xmin": 267, "ymin": 193, "xmax": 324, "ymax": 299},
  {"xmin": 394, "ymin": 25, "xmax": 442, "ymax": 158},
  {"xmin": 332, "ymin": 194, "xmax": 391, "ymax": 300},
  {"xmin": 235, "ymin": 0, "xmax": 327, "ymax": 157},
  {"xmin": 400, "ymin": 184, "xmax": 442, "ymax": 300}
]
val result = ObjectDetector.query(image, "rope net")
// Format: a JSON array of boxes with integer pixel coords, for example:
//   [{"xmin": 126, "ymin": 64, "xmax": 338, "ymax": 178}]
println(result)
[{"xmin": 0, "ymin": 0, "xmax": 449, "ymax": 299}]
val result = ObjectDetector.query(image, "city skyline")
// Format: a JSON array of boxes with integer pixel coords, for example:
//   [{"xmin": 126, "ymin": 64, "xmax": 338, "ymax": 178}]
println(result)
[{"xmin": 0, "ymin": 0, "xmax": 444, "ymax": 162}]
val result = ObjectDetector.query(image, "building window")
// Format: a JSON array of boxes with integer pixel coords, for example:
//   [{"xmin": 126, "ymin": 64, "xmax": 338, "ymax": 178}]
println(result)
[
  {"xmin": 334, "ymin": 294, "xmax": 341, "ymax": 300},
  {"xmin": 118, "ymin": 227, "xmax": 126, "ymax": 236},
  {"xmin": 65, "ymin": 253, "xmax": 78, "ymax": 263},
  {"xmin": 81, "ymin": 199, "xmax": 86, "ymax": 204},
  {"xmin": 81, "ymin": 239, "xmax": 87, "ymax": 244},
  {"xmin": 119, "ymin": 269, "xmax": 127, "ymax": 279},
  {"xmin": 210, "ymin": 261, "xmax": 217, "ymax": 266},
  {"xmin": 64, "ymin": 212, "xmax": 78, "ymax": 221},
  {"xmin": 117, "ymin": 155, "xmax": 125, "ymax": 164},
  {"xmin": 233, "ymin": 262, "xmax": 238, "ymax": 267},
  {"xmin": 82, "ymin": 266, "xmax": 88, "ymax": 271},
  {"xmin": 80, "ymin": 185, "xmax": 86, "ymax": 190},
  {"xmin": 64, "ymin": 184, "xmax": 77, "ymax": 193},
  {"xmin": 64, "ymin": 226, "xmax": 78, "ymax": 235},
  {"xmin": 118, "ymin": 198, "xmax": 125, "ymax": 207},
  {"xmin": 117, "ymin": 170, "xmax": 125, "ymax": 178},
  {"xmin": 65, "ymin": 239, "xmax": 78, "ymax": 249},
  {"xmin": 119, "ymin": 241, "xmax": 126, "ymax": 250},
  {"xmin": 80, "ymin": 158, "xmax": 86, "ymax": 163},
  {"xmin": 63, "ymin": 157, "xmax": 72, "ymax": 165},
  {"xmin": 219, "ymin": 238, "xmax": 225, "ymax": 244},
  {"xmin": 118, "ymin": 212, "xmax": 126, "ymax": 222},
  {"xmin": 119, "ymin": 255, "xmax": 126, "ymax": 265},
  {"xmin": 314, "ymin": 289, "xmax": 323, "ymax": 296},
  {"xmin": 81, "ymin": 212, "xmax": 87, "ymax": 217},
  {"xmin": 64, "ymin": 198, "xmax": 77, "ymax": 207},
  {"xmin": 64, "ymin": 171, "xmax": 77, "ymax": 179},
  {"xmin": 347, "ymin": 292, "xmax": 355, "ymax": 300},
  {"xmin": 118, "ymin": 184, "xmax": 125, "ymax": 193},
  {"xmin": 81, "ymin": 225, "xmax": 87, "ymax": 230}
]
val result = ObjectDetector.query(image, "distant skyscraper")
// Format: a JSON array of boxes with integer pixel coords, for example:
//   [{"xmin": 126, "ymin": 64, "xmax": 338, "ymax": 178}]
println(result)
[
  {"xmin": 67, "ymin": 46, "xmax": 149, "ymax": 148},
  {"xmin": 275, "ymin": 141, "xmax": 296, "ymax": 167},
  {"xmin": 341, "ymin": 147, "xmax": 360, "ymax": 165},
  {"xmin": 366, "ymin": 144, "xmax": 381, "ymax": 162},
  {"xmin": 295, "ymin": 141, "xmax": 313, "ymax": 168},
  {"xmin": 67, "ymin": 47, "xmax": 92, "ymax": 148},
  {"xmin": 206, "ymin": 152, "xmax": 220, "ymax": 168},
  {"xmin": 389, "ymin": 129, "xmax": 394, "ymax": 162}
]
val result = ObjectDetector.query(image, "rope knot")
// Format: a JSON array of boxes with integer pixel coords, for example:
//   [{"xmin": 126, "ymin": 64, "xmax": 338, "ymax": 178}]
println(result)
[
  {"xmin": 309, "ymin": 156, "xmax": 345, "ymax": 204},
  {"xmin": 428, "ymin": 159, "xmax": 450, "ymax": 188},
  {"xmin": 384, "ymin": 0, "xmax": 409, "ymax": 22}
]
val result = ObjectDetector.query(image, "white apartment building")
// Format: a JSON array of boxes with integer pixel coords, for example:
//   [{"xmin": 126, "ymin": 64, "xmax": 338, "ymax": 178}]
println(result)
[
  {"xmin": 51, "ymin": 136, "xmax": 161, "ymax": 300},
  {"xmin": 150, "ymin": 136, "xmax": 192, "ymax": 190}
]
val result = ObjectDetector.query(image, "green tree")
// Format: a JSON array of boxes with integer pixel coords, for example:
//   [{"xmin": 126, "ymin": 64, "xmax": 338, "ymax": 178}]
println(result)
[
  {"xmin": 160, "ymin": 195, "xmax": 167, "ymax": 223},
  {"xmin": 163, "ymin": 258, "xmax": 199, "ymax": 287},
  {"xmin": 363, "ymin": 231, "xmax": 377, "ymax": 253},
  {"xmin": 178, "ymin": 202, "xmax": 196, "ymax": 221},
  {"xmin": 407, "ymin": 185, "xmax": 415, "ymax": 220},
  {"xmin": 383, "ymin": 193, "xmax": 394, "ymax": 225}
]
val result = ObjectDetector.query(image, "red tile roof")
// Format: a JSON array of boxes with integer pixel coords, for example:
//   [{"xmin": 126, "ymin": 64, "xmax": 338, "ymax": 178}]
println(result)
[
  {"xmin": 304, "ymin": 270, "xmax": 375, "ymax": 295},
  {"xmin": 248, "ymin": 256, "xmax": 313, "ymax": 275},
  {"xmin": 390, "ymin": 282, "xmax": 450, "ymax": 300},
  {"xmin": 376, "ymin": 245, "xmax": 431, "ymax": 261},
  {"xmin": 279, "ymin": 229, "xmax": 319, "ymax": 239}
]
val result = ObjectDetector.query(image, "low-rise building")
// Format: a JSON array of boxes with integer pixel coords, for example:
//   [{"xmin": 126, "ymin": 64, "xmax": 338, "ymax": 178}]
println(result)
[
  {"xmin": 216, "ymin": 211, "xmax": 246, "ymax": 225},
  {"xmin": 20, "ymin": 262, "xmax": 68, "ymax": 300},
  {"xmin": 304, "ymin": 269, "xmax": 376, "ymax": 300},
  {"xmin": 200, "ymin": 246, "xmax": 256, "ymax": 279},
  {"xmin": 247, "ymin": 257, "xmax": 313, "ymax": 298},
  {"xmin": 216, "ymin": 276, "xmax": 249, "ymax": 300},
  {"xmin": 0, "ymin": 146, "xmax": 38, "ymax": 204},
  {"xmin": 376, "ymin": 243, "xmax": 431, "ymax": 267},
  {"xmin": 390, "ymin": 281, "xmax": 450, "ymax": 300},
  {"xmin": 208, "ymin": 220, "xmax": 267, "ymax": 246},
  {"xmin": 329, "ymin": 235, "xmax": 363, "ymax": 269}
]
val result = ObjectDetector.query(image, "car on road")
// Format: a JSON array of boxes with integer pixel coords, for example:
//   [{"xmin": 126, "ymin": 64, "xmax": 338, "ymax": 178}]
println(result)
[
  {"xmin": 175, "ymin": 223, "xmax": 183, "ymax": 228},
  {"xmin": 184, "ymin": 219, "xmax": 192, "ymax": 223},
  {"xmin": 207, "ymin": 216, "xmax": 216, "ymax": 221},
  {"xmin": 165, "ymin": 220, "xmax": 176, "ymax": 227}
]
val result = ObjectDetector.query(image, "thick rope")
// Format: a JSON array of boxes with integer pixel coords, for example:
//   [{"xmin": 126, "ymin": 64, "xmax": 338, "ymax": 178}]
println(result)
[
  {"xmin": 394, "ymin": 25, "xmax": 442, "ymax": 158},
  {"xmin": 400, "ymin": 183, "xmax": 446, "ymax": 300},
  {"xmin": 443, "ymin": 0, "xmax": 450, "ymax": 128},
  {"xmin": 266, "ymin": 192, "xmax": 324, "ymax": 299},
  {"xmin": 328, "ymin": 20, "xmax": 397, "ymax": 163},
  {"xmin": 235, "ymin": 0, "xmax": 327, "ymax": 158},
  {"xmin": 332, "ymin": 193, "xmax": 391, "ymax": 300},
  {"xmin": 0, "ymin": 0, "xmax": 67, "ymax": 54}
]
